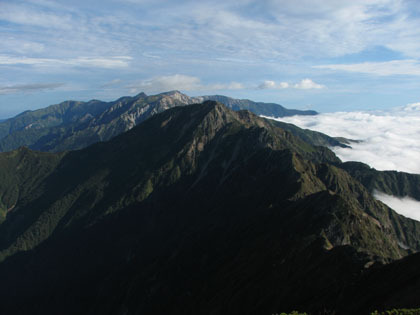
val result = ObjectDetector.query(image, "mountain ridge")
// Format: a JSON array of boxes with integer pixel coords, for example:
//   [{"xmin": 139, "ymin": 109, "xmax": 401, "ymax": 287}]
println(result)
[
  {"xmin": 340, "ymin": 161, "xmax": 420, "ymax": 201},
  {"xmin": 0, "ymin": 91, "xmax": 324, "ymax": 153},
  {"xmin": 0, "ymin": 101, "xmax": 419, "ymax": 314},
  {"xmin": 193, "ymin": 94, "xmax": 317, "ymax": 116}
]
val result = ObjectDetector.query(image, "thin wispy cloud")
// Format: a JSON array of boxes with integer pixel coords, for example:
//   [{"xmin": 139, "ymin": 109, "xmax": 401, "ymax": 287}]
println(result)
[
  {"xmin": 3, "ymin": 1, "xmax": 420, "ymax": 64},
  {"xmin": 100, "ymin": 79, "xmax": 123, "ymax": 88},
  {"xmin": 314, "ymin": 60, "xmax": 420, "ymax": 76},
  {"xmin": 128, "ymin": 74, "xmax": 244, "ymax": 94},
  {"xmin": 0, "ymin": 2, "xmax": 74, "ymax": 30},
  {"xmin": 0, "ymin": 56, "xmax": 132, "ymax": 69},
  {"xmin": 374, "ymin": 191, "xmax": 420, "ymax": 222},
  {"xmin": 0, "ymin": 83, "xmax": 64, "ymax": 95},
  {"xmin": 267, "ymin": 103, "xmax": 420, "ymax": 174}
]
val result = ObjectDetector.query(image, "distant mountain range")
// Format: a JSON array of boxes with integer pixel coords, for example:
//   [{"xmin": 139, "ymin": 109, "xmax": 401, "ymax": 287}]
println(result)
[
  {"xmin": 194, "ymin": 94, "xmax": 317, "ymax": 116},
  {"xmin": 0, "ymin": 91, "xmax": 321, "ymax": 153},
  {"xmin": 0, "ymin": 101, "xmax": 419, "ymax": 314}
]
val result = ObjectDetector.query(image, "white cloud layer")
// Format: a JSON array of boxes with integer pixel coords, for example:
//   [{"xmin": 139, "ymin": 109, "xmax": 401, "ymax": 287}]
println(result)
[
  {"xmin": 129, "ymin": 74, "xmax": 244, "ymax": 93},
  {"xmin": 267, "ymin": 103, "xmax": 420, "ymax": 174},
  {"xmin": 374, "ymin": 191, "xmax": 420, "ymax": 222},
  {"xmin": 258, "ymin": 79, "xmax": 324, "ymax": 90}
]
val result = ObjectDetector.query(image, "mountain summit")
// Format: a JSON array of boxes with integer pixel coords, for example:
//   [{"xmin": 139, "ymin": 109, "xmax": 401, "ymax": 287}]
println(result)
[{"xmin": 0, "ymin": 102, "xmax": 419, "ymax": 314}]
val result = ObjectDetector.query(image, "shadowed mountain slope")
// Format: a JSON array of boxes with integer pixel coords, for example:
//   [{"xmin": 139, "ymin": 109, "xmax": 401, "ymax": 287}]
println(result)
[
  {"xmin": 340, "ymin": 161, "xmax": 420, "ymax": 201},
  {"xmin": 338, "ymin": 251, "xmax": 420, "ymax": 313},
  {"xmin": 0, "ymin": 147, "xmax": 64, "ymax": 224},
  {"xmin": 0, "ymin": 102, "xmax": 419, "ymax": 314}
]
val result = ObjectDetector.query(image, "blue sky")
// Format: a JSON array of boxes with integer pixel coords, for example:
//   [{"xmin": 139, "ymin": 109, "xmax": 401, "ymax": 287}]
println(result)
[{"xmin": 2, "ymin": 0, "xmax": 420, "ymax": 117}]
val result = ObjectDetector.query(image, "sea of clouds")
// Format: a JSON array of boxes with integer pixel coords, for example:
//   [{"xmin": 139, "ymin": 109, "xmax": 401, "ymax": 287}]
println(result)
[
  {"xmin": 374, "ymin": 190, "xmax": 420, "ymax": 222},
  {"xmin": 267, "ymin": 102, "xmax": 420, "ymax": 221}
]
